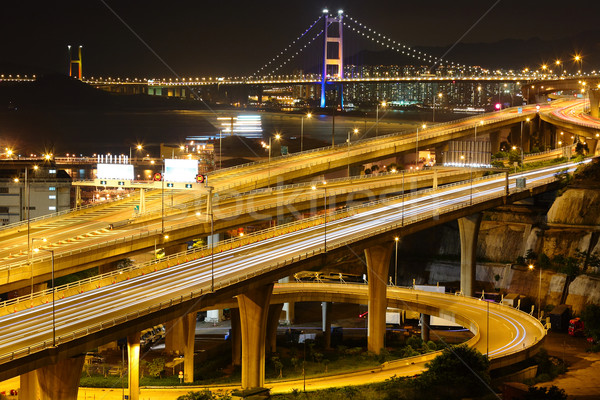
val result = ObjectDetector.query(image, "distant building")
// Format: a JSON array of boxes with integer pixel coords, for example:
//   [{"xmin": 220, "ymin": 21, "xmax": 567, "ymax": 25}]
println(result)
[{"xmin": 0, "ymin": 165, "xmax": 71, "ymax": 226}]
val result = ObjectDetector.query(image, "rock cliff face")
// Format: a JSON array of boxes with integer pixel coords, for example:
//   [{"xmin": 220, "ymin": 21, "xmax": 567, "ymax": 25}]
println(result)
[
  {"xmin": 397, "ymin": 161, "xmax": 600, "ymax": 311},
  {"xmin": 547, "ymin": 189, "xmax": 600, "ymax": 226}
]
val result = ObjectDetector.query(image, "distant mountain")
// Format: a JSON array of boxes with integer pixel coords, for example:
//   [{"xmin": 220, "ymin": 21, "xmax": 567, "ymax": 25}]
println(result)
[{"xmin": 346, "ymin": 30, "xmax": 600, "ymax": 71}]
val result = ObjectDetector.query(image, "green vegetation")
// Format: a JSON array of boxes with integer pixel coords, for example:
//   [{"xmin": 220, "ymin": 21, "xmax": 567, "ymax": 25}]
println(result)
[
  {"xmin": 581, "ymin": 304, "xmax": 600, "ymax": 344},
  {"xmin": 523, "ymin": 386, "xmax": 568, "ymax": 400},
  {"xmin": 177, "ymin": 391, "xmax": 231, "ymax": 400},
  {"xmin": 54, "ymin": 266, "xmax": 99, "ymax": 286},
  {"xmin": 271, "ymin": 345, "xmax": 493, "ymax": 400},
  {"xmin": 517, "ymin": 248, "xmax": 599, "ymax": 278}
]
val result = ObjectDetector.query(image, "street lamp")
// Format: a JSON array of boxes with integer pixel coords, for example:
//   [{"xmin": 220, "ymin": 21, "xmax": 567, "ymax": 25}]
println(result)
[
  {"xmin": 267, "ymin": 133, "xmax": 281, "ymax": 188},
  {"xmin": 432, "ymin": 93, "xmax": 442, "ymax": 122},
  {"xmin": 529, "ymin": 263, "xmax": 542, "ymax": 319},
  {"xmin": 302, "ymin": 330, "xmax": 306, "ymax": 392},
  {"xmin": 519, "ymin": 117, "xmax": 530, "ymax": 166},
  {"xmin": 311, "ymin": 181, "xmax": 328, "ymax": 252},
  {"xmin": 129, "ymin": 144, "xmax": 142, "ymax": 161},
  {"xmin": 347, "ymin": 128, "xmax": 359, "ymax": 177},
  {"xmin": 394, "ymin": 237, "xmax": 399, "ymax": 285},
  {"xmin": 33, "ymin": 247, "xmax": 56, "ymax": 347},
  {"xmin": 470, "ymin": 121, "xmax": 484, "ymax": 205},
  {"xmin": 573, "ymin": 54, "xmax": 582, "ymax": 75},
  {"xmin": 415, "ymin": 124, "xmax": 427, "ymax": 170},
  {"xmin": 30, "ymin": 237, "xmax": 47, "ymax": 296},
  {"xmin": 301, "ymin": 113, "xmax": 312, "ymax": 152},
  {"xmin": 376, "ymin": 101, "xmax": 387, "ymax": 137}
]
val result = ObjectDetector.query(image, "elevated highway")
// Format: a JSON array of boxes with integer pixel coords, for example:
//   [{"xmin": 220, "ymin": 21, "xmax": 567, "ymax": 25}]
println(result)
[
  {"xmin": 0, "ymin": 159, "xmax": 582, "ymax": 383},
  {"xmin": 0, "ymin": 167, "xmax": 484, "ymax": 292}
]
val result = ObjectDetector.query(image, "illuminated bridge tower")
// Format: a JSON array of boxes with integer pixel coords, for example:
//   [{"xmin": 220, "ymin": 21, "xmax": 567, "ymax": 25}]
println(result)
[
  {"xmin": 320, "ymin": 9, "xmax": 344, "ymax": 108},
  {"xmin": 68, "ymin": 45, "xmax": 83, "ymax": 79}
]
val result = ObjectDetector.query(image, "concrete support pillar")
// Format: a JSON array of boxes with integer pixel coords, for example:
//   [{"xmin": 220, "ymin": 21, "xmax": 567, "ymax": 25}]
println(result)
[
  {"xmin": 230, "ymin": 308, "xmax": 242, "ymax": 366},
  {"xmin": 321, "ymin": 301, "xmax": 332, "ymax": 349},
  {"xmin": 205, "ymin": 309, "xmax": 224, "ymax": 324},
  {"xmin": 182, "ymin": 312, "xmax": 196, "ymax": 383},
  {"xmin": 489, "ymin": 131, "xmax": 501, "ymax": 154},
  {"xmin": 590, "ymin": 89, "xmax": 600, "ymax": 119},
  {"xmin": 420, "ymin": 314, "xmax": 431, "ymax": 342},
  {"xmin": 434, "ymin": 144, "xmax": 448, "ymax": 165},
  {"xmin": 432, "ymin": 168, "xmax": 438, "ymax": 190},
  {"xmin": 139, "ymin": 188, "xmax": 146, "ymax": 214},
  {"xmin": 237, "ymin": 283, "xmax": 273, "ymax": 389},
  {"xmin": 165, "ymin": 317, "xmax": 186, "ymax": 354},
  {"xmin": 20, "ymin": 355, "xmax": 85, "ymax": 400},
  {"xmin": 127, "ymin": 332, "xmax": 141, "ymax": 400},
  {"xmin": 266, "ymin": 303, "xmax": 283, "ymax": 354},
  {"xmin": 458, "ymin": 213, "xmax": 482, "ymax": 297},
  {"xmin": 75, "ymin": 186, "xmax": 82, "ymax": 209},
  {"xmin": 278, "ymin": 277, "xmax": 295, "ymax": 324},
  {"xmin": 364, "ymin": 243, "xmax": 393, "ymax": 354}
]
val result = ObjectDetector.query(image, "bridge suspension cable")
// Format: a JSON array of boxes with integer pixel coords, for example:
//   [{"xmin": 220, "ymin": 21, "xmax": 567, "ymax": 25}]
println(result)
[
  {"xmin": 251, "ymin": 15, "xmax": 323, "ymax": 78},
  {"xmin": 258, "ymin": 28, "xmax": 326, "ymax": 78},
  {"xmin": 343, "ymin": 13, "xmax": 480, "ymax": 74}
]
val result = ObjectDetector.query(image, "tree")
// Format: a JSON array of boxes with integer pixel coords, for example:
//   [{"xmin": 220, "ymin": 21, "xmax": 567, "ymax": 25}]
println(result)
[
  {"xmin": 581, "ymin": 304, "xmax": 600, "ymax": 341},
  {"xmin": 271, "ymin": 356, "xmax": 283, "ymax": 378},
  {"xmin": 418, "ymin": 344, "xmax": 490, "ymax": 399},
  {"xmin": 147, "ymin": 357, "xmax": 165, "ymax": 378},
  {"xmin": 575, "ymin": 141, "xmax": 589, "ymax": 156},
  {"xmin": 523, "ymin": 386, "xmax": 567, "ymax": 400},
  {"xmin": 509, "ymin": 149, "xmax": 521, "ymax": 165}
]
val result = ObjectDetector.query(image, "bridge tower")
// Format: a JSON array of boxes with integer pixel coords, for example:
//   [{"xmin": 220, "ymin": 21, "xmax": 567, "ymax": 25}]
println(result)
[
  {"xmin": 68, "ymin": 45, "xmax": 83, "ymax": 79},
  {"xmin": 320, "ymin": 9, "xmax": 344, "ymax": 108}
]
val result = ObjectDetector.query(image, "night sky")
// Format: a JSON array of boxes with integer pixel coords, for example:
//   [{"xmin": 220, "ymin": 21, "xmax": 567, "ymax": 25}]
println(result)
[{"xmin": 1, "ymin": 1, "xmax": 599, "ymax": 78}]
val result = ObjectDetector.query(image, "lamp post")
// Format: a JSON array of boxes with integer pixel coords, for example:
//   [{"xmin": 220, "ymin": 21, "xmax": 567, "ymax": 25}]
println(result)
[
  {"xmin": 219, "ymin": 129, "xmax": 222, "ymax": 169},
  {"xmin": 30, "ymin": 237, "xmax": 47, "ymax": 296},
  {"xmin": 267, "ymin": 133, "xmax": 282, "ymax": 188},
  {"xmin": 161, "ymin": 162, "xmax": 165, "ymax": 234},
  {"xmin": 470, "ymin": 121, "xmax": 484, "ymax": 205},
  {"xmin": 415, "ymin": 124, "xmax": 426, "ymax": 170},
  {"xmin": 375, "ymin": 101, "xmax": 386, "ymax": 137},
  {"xmin": 394, "ymin": 237, "xmax": 399, "ymax": 285},
  {"xmin": 520, "ymin": 118, "xmax": 530, "ymax": 165},
  {"xmin": 301, "ymin": 113, "xmax": 311, "ymax": 152},
  {"xmin": 129, "ymin": 144, "xmax": 142, "ymax": 161},
  {"xmin": 574, "ymin": 54, "xmax": 582, "ymax": 75},
  {"xmin": 302, "ymin": 330, "xmax": 306, "ymax": 392},
  {"xmin": 34, "ymin": 247, "xmax": 56, "ymax": 346},
  {"xmin": 347, "ymin": 128, "xmax": 358, "ymax": 177},
  {"xmin": 26, "ymin": 165, "xmax": 39, "ymax": 268},
  {"xmin": 529, "ymin": 263, "xmax": 542, "ymax": 319},
  {"xmin": 312, "ymin": 181, "xmax": 328, "ymax": 252},
  {"xmin": 432, "ymin": 93, "xmax": 442, "ymax": 122}
]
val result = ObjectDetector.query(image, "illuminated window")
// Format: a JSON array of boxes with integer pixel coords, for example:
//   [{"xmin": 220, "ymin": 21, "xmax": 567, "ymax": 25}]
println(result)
[
  {"xmin": 49, "ymin": 187, "xmax": 56, "ymax": 191},
  {"xmin": 48, "ymin": 195, "xmax": 56, "ymax": 200},
  {"xmin": 49, "ymin": 206, "xmax": 56, "ymax": 211}
]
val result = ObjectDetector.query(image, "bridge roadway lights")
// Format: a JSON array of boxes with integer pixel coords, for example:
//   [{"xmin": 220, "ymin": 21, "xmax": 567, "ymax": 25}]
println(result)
[
  {"xmin": 458, "ymin": 213, "xmax": 482, "ymax": 297},
  {"xmin": 20, "ymin": 354, "xmax": 85, "ymax": 400},
  {"xmin": 127, "ymin": 332, "xmax": 141, "ymax": 400},
  {"xmin": 237, "ymin": 283, "xmax": 274, "ymax": 389},
  {"xmin": 364, "ymin": 243, "xmax": 393, "ymax": 354}
]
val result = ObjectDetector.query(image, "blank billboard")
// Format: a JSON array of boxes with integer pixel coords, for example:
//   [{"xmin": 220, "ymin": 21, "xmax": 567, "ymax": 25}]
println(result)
[
  {"xmin": 164, "ymin": 159, "xmax": 198, "ymax": 182},
  {"xmin": 96, "ymin": 164, "xmax": 134, "ymax": 180}
]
